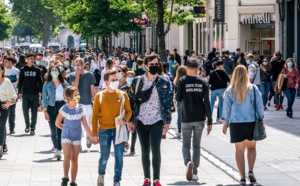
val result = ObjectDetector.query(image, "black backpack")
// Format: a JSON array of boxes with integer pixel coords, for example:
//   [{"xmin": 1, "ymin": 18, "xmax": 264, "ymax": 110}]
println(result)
[{"xmin": 94, "ymin": 69, "xmax": 101, "ymax": 86}]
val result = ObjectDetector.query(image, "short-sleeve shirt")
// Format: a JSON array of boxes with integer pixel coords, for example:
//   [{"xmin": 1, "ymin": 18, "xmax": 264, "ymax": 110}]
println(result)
[
  {"xmin": 69, "ymin": 71, "xmax": 95, "ymax": 105},
  {"xmin": 4, "ymin": 67, "xmax": 20, "ymax": 93}
]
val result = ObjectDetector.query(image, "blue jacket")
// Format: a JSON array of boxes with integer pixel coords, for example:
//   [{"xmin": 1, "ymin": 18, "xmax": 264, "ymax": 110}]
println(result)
[
  {"xmin": 42, "ymin": 81, "xmax": 70, "ymax": 108},
  {"xmin": 128, "ymin": 74, "xmax": 173, "ymax": 125},
  {"xmin": 222, "ymin": 85, "xmax": 264, "ymax": 125}
]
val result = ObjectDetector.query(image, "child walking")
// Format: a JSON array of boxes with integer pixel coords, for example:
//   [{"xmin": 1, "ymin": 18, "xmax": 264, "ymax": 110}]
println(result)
[{"xmin": 55, "ymin": 86, "xmax": 92, "ymax": 186}]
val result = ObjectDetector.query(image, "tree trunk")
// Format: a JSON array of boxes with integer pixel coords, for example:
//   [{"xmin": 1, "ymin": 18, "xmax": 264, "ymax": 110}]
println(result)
[
  {"xmin": 96, "ymin": 36, "xmax": 99, "ymax": 49},
  {"xmin": 109, "ymin": 33, "xmax": 112, "ymax": 53},
  {"xmin": 86, "ymin": 38, "xmax": 89, "ymax": 50},
  {"xmin": 101, "ymin": 37, "xmax": 105, "ymax": 52},
  {"xmin": 156, "ymin": 0, "xmax": 167, "ymax": 62},
  {"xmin": 42, "ymin": 26, "xmax": 50, "ymax": 47}
]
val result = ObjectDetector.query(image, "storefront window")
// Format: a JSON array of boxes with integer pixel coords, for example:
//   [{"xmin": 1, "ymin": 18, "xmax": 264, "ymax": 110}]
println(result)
[
  {"xmin": 251, "ymin": 29, "xmax": 260, "ymax": 40},
  {"xmin": 261, "ymin": 28, "xmax": 275, "ymax": 38}
]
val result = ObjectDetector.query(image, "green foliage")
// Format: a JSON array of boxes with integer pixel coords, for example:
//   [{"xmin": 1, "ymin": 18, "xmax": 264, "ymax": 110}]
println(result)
[
  {"xmin": 0, "ymin": 3, "xmax": 12, "ymax": 41},
  {"xmin": 10, "ymin": 0, "xmax": 62, "ymax": 45},
  {"xmin": 56, "ymin": 0, "xmax": 142, "ymax": 40}
]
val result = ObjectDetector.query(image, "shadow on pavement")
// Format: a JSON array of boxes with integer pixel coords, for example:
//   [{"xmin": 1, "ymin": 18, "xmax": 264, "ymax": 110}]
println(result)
[
  {"xmin": 33, "ymin": 158, "xmax": 54, "ymax": 163},
  {"xmin": 39, "ymin": 134, "xmax": 51, "ymax": 137},
  {"xmin": 11, "ymin": 134, "xmax": 30, "ymax": 138},
  {"xmin": 220, "ymin": 184, "xmax": 262, "ymax": 186},
  {"xmin": 35, "ymin": 150, "xmax": 52, "ymax": 154},
  {"xmin": 80, "ymin": 150, "xmax": 99, "ymax": 153},
  {"xmin": 167, "ymin": 181, "xmax": 205, "ymax": 185}
]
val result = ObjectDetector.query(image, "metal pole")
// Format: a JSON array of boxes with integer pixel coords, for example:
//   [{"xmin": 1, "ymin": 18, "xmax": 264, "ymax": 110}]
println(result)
[{"xmin": 201, "ymin": 18, "xmax": 204, "ymax": 54}]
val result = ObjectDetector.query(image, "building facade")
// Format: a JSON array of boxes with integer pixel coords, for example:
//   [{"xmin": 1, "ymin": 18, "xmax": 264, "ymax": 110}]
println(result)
[{"xmin": 56, "ymin": 26, "xmax": 81, "ymax": 49}]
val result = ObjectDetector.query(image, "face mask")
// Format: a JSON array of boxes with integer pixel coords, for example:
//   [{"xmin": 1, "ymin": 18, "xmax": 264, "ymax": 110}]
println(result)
[
  {"xmin": 126, "ymin": 77, "xmax": 134, "ymax": 84},
  {"xmin": 149, "ymin": 66, "xmax": 159, "ymax": 75},
  {"xmin": 246, "ymin": 60, "xmax": 250, "ymax": 65},
  {"xmin": 287, "ymin": 62, "xmax": 293, "ymax": 67},
  {"xmin": 263, "ymin": 62, "xmax": 268, "ymax": 66},
  {"xmin": 64, "ymin": 61, "xmax": 69, "ymax": 66},
  {"xmin": 72, "ymin": 95, "xmax": 80, "ymax": 104},
  {"xmin": 74, "ymin": 66, "xmax": 82, "ymax": 70},
  {"xmin": 50, "ymin": 63, "xmax": 54, "ymax": 67},
  {"xmin": 118, "ymin": 72, "xmax": 122, "ymax": 78},
  {"xmin": 36, "ymin": 61, "xmax": 40, "ymax": 65},
  {"xmin": 109, "ymin": 81, "xmax": 119, "ymax": 90},
  {"xmin": 51, "ymin": 71, "xmax": 59, "ymax": 78},
  {"xmin": 204, "ymin": 57, "xmax": 207, "ymax": 61},
  {"xmin": 59, "ymin": 66, "xmax": 64, "ymax": 72}
]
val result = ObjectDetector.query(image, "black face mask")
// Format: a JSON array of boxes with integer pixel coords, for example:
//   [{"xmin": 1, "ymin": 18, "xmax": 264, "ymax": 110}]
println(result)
[{"xmin": 149, "ymin": 66, "xmax": 159, "ymax": 75}]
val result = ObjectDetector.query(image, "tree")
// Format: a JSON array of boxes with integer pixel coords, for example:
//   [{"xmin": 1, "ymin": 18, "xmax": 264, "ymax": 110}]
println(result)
[
  {"xmin": 0, "ymin": 3, "xmax": 12, "ymax": 41},
  {"xmin": 10, "ymin": 0, "xmax": 61, "ymax": 46},
  {"xmin": 136, "ymin": 0, "xmax": 205, "ymax": 60},
  {"xmin": 55, "ymin": 0, "xmax": 142, "ymax": 51}
]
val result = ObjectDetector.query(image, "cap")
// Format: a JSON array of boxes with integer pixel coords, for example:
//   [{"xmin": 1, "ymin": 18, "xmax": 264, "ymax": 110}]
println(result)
[
  {"xmin": 187, "ymin": 59, "xmax": 199, "ymax": 68},
  {"xmin": 275, "ymin": 51, "xmax": 282, "ymax": 56},
  {"xmin": 36, "ymin": 56, "xmax": 42, "ymax": 61}
]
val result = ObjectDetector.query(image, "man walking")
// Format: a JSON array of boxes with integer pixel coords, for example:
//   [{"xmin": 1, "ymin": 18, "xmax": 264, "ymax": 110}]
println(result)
[
  {"xmin": 176, "ymin": 59, "xmax": 212, "ymax": 181},
  {"xmin": 18, "ymin": 54, "xmax": 43, "ymax": 135},
  {"xmin": 91, "ymin": 70, "xmax": 132, "ymax": 186},
  {"xmin": 127, "ymin": 54, "xmax": 173, "ymax": 186},
  {"xmin": 247, "ymin": 54, "xmax": 261, "ymax": 90},
  {"xmin": 70, "ymin": 58, "xmax": 95, "ymax": 149}
]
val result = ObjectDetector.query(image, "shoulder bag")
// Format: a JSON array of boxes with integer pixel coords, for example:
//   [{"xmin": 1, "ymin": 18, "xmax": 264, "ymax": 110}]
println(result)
[
  {"xmin": 134, "ymin": 76, "xmax": 158, "ymax": 105},
  {"xmin": 253, "ymin": 86, "xmax": 266, "ymax": 141}
]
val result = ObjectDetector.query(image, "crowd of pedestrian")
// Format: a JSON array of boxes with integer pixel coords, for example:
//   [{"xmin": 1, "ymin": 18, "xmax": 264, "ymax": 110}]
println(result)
[{"xmin": 0, "ymin": 45, "xmax": 299, "ymax": 186}]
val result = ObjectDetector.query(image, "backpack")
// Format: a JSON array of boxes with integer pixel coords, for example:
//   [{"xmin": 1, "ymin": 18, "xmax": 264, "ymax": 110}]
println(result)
[{"xmin": 93, "ymin": 69, "xmax": 101, "ymax": 86}]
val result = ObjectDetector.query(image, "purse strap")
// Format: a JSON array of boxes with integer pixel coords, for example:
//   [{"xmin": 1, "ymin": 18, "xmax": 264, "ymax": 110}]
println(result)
[{"xmin": 253, "ymin": 85, "xmax": 257, "ymax": 121}]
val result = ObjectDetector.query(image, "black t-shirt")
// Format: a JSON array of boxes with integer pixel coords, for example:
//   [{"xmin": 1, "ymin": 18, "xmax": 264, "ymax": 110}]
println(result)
[
  {"xmin": 209, "ymin": 70, "xmax": 230, "ymax": 91},
  {"xmin": 176, "ymin": 75, "xmax": 212, "ymax": 124},
  {"xmin": 135, "ymin": 68, "xmax": 147, "ymax": 76},
  {"xmin": 271, "ymin": 59, "xmax": 285, "ymax": 81}
]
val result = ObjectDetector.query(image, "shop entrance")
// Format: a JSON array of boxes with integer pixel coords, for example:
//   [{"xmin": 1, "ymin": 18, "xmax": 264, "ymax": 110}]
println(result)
[{"xmin": 246, "ymin": 39, "xmax": 275, "ymax": 59}]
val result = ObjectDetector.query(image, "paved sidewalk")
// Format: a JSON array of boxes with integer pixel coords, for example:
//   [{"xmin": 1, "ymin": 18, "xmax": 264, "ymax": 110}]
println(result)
[
  {"xmin": 0, "ymin": 102, "xmax": 238, "ymax": 186},
  {"xmin": 171, "ymin": 97, "xmax": 300, "ymax": 186}
]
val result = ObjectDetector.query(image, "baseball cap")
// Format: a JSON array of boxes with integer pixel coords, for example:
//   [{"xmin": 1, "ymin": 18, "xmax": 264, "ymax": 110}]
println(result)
[{"xmin": 275, "ymin": 51, "xmax": 282, "ymax": 56}]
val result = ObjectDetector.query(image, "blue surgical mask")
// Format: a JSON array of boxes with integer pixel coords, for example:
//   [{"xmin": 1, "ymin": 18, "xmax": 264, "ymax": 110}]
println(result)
[
  {"xmin": 118, "ymin": 72, "xmax": 122, "ymax": 78},
  {"xmin": 126, "ymin": 77, "xmax": 134, "ymax": 84},
  {"xmin": 64, "ymin": 61, "xmax": 69, "ymax": 66},
  {"xmin": 287, "ymin": 62, "xmax": 293, "ymax": 67},
  {"xmin": 59, "ymin": 66, "xmax": 64, "ymax": 72},
  {"xmin": 51, "ymin": 71, "xmax": 59, "ymax": 78},
  {"xmin": 263, "ymin": 62, "xmax": 268, "ymax": 66},
  {"xmin": 246, "ymin": 60, "xmax": 250, "ymax": 64},
  {"xmin": 35, "ymin": 61, "xmax": 40, "ymax": 65}
]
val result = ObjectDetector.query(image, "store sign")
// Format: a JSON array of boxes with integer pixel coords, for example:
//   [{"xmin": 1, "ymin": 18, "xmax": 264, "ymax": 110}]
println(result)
[
  {"xmin": 242, "ymin": 13, "xmax": 271, "ymax": 24},
  {"xmin": 215, "ymin": 0, "xmax": 225, "ymax": 23}
]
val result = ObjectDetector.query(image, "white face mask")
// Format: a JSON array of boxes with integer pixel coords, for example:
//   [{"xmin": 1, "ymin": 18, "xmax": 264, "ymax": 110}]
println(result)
[
  {"xmin": 109, "ymin": 81, "xmax": 119, "ymax": 90},
  {"xmin": 246, "ymin": 60, "xmax": 251, "ymax": 64}
]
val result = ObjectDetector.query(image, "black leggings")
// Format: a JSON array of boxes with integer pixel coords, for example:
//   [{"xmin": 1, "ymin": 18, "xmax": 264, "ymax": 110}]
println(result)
[
  {"xmin": 137, "ymin": 120, "xmax": 163, "ymax": 180},
  {"xmin": 0, "ymin": 109, "xmax": 9, "ymax": 147}
]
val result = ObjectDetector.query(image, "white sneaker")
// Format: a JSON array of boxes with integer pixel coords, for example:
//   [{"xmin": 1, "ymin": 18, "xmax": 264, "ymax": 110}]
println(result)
[
  {"xmin": 186, "ymin": 161, "xmax": 194, "ymax": 181},
  {"xmin": 97, "ymin": 174, "xmax": 104, "ymax": 186},
  {"xmin": 175, "ymin": 132, "xmax": 181, "ymax": 138},
  {"xmin": 113, "ymin": 182, "xmax": 120, "ymax": 186},
  {"xmin": 55, "ymin": 150, "xmax": 62, "ymax": 160},
  {"xmin": 192, "ymin": 174, "xmax": 199, "ymax": 180}
]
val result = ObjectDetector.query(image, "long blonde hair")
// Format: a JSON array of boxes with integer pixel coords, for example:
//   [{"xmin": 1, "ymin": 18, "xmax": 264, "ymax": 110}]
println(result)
[
  {"xmin": 229, "ymin": 65, "xmax": 251, "ymax": 104},
  {"xmin": 174, "ymin": 66, "xmax": 187, "ymax": 86}
]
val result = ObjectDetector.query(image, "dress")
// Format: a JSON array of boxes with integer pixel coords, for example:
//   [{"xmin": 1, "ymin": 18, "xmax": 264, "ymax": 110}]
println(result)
[{"xmin": 59, "ymin": 104, "xmax": 86, "ymax": 145}]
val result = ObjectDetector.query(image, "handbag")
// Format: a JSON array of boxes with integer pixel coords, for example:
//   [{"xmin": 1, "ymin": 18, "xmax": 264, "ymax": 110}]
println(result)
[
  {"xmin": 134, "ymin": 76, "xmax": 158, "ymax": 105},
  {"xmin": 253, "ymin": 86, "xmax": 266, "ymax": 141}
]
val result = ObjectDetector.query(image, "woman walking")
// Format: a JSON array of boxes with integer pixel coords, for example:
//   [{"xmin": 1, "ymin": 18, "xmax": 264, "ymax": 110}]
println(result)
[
  {"xmin": 260, "ymin": 58, "xmax": 272, "ymax": 111},
  {"xmin": 281, "ymin": 58, "xmax": 299, "ymax": 118},
  {"xmin": 42, "ymin": 65, "xmax": 70, "ymax": 160},
  {"xmin": 0, "ymin": 64, "xmax": 17, "ymax": 159},
  {"xmin": 222, "ymin": 65, "xmax": 264, "ymax": 185},
  {"xmin": 173, "ymin": 66, "xmax": 187, "ymax": 138}
]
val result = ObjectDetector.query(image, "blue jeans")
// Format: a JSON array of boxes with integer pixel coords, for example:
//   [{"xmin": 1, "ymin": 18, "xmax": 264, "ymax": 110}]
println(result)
[
  {"xmin": 210, "ymin": 88, "xmax": 225, "ymax": 119},
  {"xmin": 98, "ymin": 129, "xmax": 125, "ymax": 183},
  {"xmin": 285, "ymin": 88, "xmax": 296, "ymax": 111},
  {"xmin": 260, "ymin": 82, "xmax": 271, "ymax": 106},
  {"xmin": 177, "ymin": 101, "xmax": 182, "ymax": 133}
]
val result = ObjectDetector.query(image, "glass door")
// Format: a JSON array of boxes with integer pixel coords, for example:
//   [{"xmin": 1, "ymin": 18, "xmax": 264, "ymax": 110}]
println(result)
[
  {"xmin": 246, "ymin": 40, "xmax": 262, "ymax": 59},
  {"xmin": 262, "ymin": 40, "xmax": 275, "ymax": 57}
]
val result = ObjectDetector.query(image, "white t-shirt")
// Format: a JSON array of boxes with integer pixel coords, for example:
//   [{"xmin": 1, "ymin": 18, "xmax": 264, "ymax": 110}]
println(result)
[
  {"xmin": 90, "ymin": 60, "xmax": 100, "ymax": 72},
  {"xmin": 55, "ymin": 84, "xmax": 64, "ymax": 101},
  {"xmin": 4, "ymin": 67, "xmax": 20, "ymax": 93}
]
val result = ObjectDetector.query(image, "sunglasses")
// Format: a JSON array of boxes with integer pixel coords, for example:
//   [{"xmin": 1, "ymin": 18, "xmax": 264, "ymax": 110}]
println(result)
[{"xmin": 148, "ymin": 63, "xmax": 159, "ymax": 67}]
